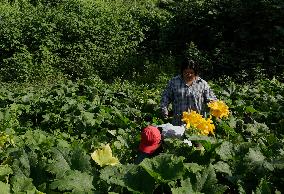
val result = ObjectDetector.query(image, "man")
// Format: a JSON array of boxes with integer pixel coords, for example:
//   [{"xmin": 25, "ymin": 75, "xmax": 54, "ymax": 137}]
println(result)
[{"xmin": 160, "ymin": 58, "xmax": 217, "ymax": 126}]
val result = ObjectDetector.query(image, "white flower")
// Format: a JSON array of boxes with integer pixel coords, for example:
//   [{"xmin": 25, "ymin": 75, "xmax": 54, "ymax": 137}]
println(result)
[{"xmin": 183, "ymin": 139, "xmax": 192, "ymax": 147}]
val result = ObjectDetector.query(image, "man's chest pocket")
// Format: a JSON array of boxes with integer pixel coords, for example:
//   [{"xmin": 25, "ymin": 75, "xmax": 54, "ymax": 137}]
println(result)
[{"xmin": 173, "ymin": 88, "xmax": 186, "ymax": 99}]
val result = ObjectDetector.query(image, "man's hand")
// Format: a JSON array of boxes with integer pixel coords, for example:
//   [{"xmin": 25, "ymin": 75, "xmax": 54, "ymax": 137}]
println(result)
[
  {"xmin": 161, "ymin": 108, "xmax": 168, "ymax": 119},
  {"xmin": 162, "ymin": 113, "xmax": 168, "ymax": 120}
]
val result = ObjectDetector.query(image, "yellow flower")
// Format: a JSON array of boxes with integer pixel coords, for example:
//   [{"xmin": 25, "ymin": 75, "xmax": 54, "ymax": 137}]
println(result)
[
  {"xmin": 182, "ymin": 111, "xmax": 203, "ymax": 128},
  {"xmin": 91, "ymin": 144, "xmax": 119, "ymax": 167},
  {"xmin": 208, "ymin": 100, "xmax": 229, "ymax": 119},
  {"xmin": 182, "ymin": 111, "xmax": 215, "ymax": 136},
  {"xmin": 196, "ymin": 117, "xmax": 215, "ymax": 135}
]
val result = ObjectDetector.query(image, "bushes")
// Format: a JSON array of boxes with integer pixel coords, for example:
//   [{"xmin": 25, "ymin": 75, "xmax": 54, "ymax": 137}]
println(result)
[
  {"xmin": 158, "ymin": 0, "xmax": 284, "ymax": 80},
  {"xmin": 0, "ymin": 0, "xmax": 283, "ymax": 83},
  {"xmin": 0, "ymin": 0, "xmax": 153, "ymax": 82},
  {"xmin": 0, "ymin": 1, "xmax": 57, "ymax": 82}
]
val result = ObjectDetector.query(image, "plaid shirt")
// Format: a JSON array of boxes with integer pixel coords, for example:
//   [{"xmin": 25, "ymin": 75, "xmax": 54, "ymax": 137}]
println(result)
[{"xmin": 160, "ymin": 75, "xmax": 217, "ymax": 125}]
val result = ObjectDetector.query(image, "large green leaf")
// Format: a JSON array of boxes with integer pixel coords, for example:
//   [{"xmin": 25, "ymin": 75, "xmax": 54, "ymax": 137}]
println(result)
[
  {"xmin": 254, "ymin": 178, "xmax": 272, "ymax": 194},
  {"xmin": 195, "ymin": 164, "xmax": 228, "ymax": 194},
  {"xmin": 123, "ymin": 165, "xmax": 156, "ymax": 194},
  {"xmin": 215, "ymin": 141, "xmax": 235, "ymax": 161},
  {"xmin": 46, "ymin": 148, "xmax": 71, "ymax": 178},
  {"xmin": 171, "ymin": 178, "xmax": 202, "ymax": 194},
  {"xmin": 82, "ymin": 111, "xmax": 97, "ymax": 126},
  {"xmin": 18, "ymin": 151, "xmax": 31, "ymax": 177},
  {"xmin": 70, "ymin": 145, "xmax": 92, "ymax": 173},
  {"xmin": 11, "ymin": 175, "xmax": 36, "ymax": 194},
  {"xmin": 100, "ymin": 165, "xmax": 127, "ymax": 187},
  {"xmin": 185, "ymin": 135, "xmax": 216, "ymax": 144},
  {"xmin": 140, "ymin": 154, "xmax": 185, "ymax": 183},
  {"xmin": 171, "ymin": 185, "xmax": 197, "ymax": 194},
  {"xmin": 50, "ymin": 170, "xmax": 94, "ymax": 192},
  {"xmin": 0, "ymin": 182, "xmax": 10, "ymax": 194},
  {"xmin": 273, "ymin": 156, "xmax": 284, "ymax": 169},
  {"xmin": 244, "ymin": 148, "xmax": 265, "ymax": 165},
  {"xmin": 173, "ymin": 164, "xmax": 227, "ymax": 194},
  {"xmin": 0, "ymin": 165, "xmax": 13, "ymax": 178},
  {"xmin": 195, "ymin": 164, "xmax": 217, "ymax": 192},
  {"xmin": 100, "ymin": 164, "xmax": 156, "ymax": 194},
  {"xmin": 184, "ymin": 163, "xmax": 203, "ymax": 174},
  {"xmin": 10, "ymin": 150, "xmax": 31, "ymax": 179},
  {"xmin": 213, "ymin": 161, "xmax": 232, "ymax": 176}
]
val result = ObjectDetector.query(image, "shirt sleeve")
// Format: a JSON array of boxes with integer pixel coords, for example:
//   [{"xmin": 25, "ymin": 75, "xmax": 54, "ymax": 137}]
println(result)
[
  {"xmin": 204, "ymin": 82, "xmax": 217, "ymax": 102},
  {"xmin": 160, "ymin": 80, "xmax": 173, "ymax": 116}
]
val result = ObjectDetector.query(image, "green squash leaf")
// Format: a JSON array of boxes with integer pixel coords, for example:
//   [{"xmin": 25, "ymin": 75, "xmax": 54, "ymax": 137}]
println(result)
[
  {"xmin": 213, "ymin": 161, "xmax": 232, "ymax": 176},
  {"xmin": 254, "ymin": 178, "xmax": 272, "ymax": 194},
  {"xmin": 11, "ymin": 175, "xmax": 36, "ymax": 194},
  {"xmin": 140, "ymin": 154, "xmax": 185, "ymax": 183},
  {"xmin": 46, "ymin": 148, "xmax": 71, "ymax": 178},
  {"xmin": 215, "ymin": 141, "xmax": 235, "ymax": 161},
  {"xmin": 195, "ymin": 164, "xmax": 228, "ymax": 194},
  {"xmin": 50, "ymin": 170, "xmax": 94, "ymax": 192},
  {"xmin": 0, "ymin": 182, "xmax": 11, "ymax": 194},
  {"xmin": 100, "ymin": 164, "xmax": 156, "ymax": 194},
  {"xmin": 0, "ymin": 165, "xmax": 13, "ymax": 178}
]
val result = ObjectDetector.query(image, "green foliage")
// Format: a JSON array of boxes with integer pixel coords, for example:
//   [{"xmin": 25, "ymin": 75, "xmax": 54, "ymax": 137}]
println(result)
[
  {"xmin": 0, "ymin": 165, "xmax": 13, "ymax": 179},
  {"xmin": 215, "ymin": 141, "xmax": 235, "ymax": 161},
  {"xmin": 159, "ymin": 0, "xmax": 284, "ymax": 80},
  {"xmin": 1, "ymin": 0, "xmax": 282, "ymax": 82},
  {"xmin": 11, "ymin": 175, "xmax": 37, "ymax": 194},
  {"xmin": 0, "ymin": 0, "xmax": 166, "ymax": 82},
  {"xmin": 0, "ymin": 182, "xmax": 10, "ymax": 194},
  {"xmin": 171, "ymin": 164, "xmax": 228, "ymax": 194},
  {"xmin": 0, "ymin": 77, "xmax": 283, "ymax": 193}
]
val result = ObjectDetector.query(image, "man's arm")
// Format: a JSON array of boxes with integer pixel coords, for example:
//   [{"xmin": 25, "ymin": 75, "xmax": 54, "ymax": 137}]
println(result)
[
  {"xmin": 204, "ymin": 82, "xmax": 217, "ymax": 102},
  {"xmin": 160, "ymin": 81, "xmax": 173, "ymax": 118}
]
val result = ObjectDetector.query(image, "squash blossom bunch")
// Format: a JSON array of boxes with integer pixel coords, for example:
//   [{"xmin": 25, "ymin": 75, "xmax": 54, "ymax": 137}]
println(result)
[
  {"xmin": 182, "ymin": 111, "xmax": 215, "ymax": 135},
  {"xmin": 207, "ymin": 100, "xmax": 229, "ymax": 119}
]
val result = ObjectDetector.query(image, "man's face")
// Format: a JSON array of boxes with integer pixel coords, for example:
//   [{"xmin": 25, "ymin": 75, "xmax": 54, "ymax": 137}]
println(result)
[{"xmin": 182, "ymin": 68, "xmax": 196, "ymax": 80}]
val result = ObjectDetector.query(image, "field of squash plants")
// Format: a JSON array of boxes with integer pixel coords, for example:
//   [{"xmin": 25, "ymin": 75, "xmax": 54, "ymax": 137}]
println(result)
[{"xmin": 0, "ymin": 76, "xmax": 283, "ymax": 194}]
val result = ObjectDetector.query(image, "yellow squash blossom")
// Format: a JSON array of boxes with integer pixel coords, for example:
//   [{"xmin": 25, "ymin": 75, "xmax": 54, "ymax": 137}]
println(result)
[
  {"xmin": 208, "ymin": 100, "xmax": 229, "ymax": 119},
  {"xmin": 196, "ymin": 117, "xmax": 215, "ymax": 135},
  {"xmin": 91, "ymin": 144, "xmax": 119, "ymax": 167},
  {"xmin": 182, "ymin": 111, "xmax": 203, "ymax": 128},
  {"xmin": 182, "ymin": 111, "xmax": 215, "ymax": 135}
]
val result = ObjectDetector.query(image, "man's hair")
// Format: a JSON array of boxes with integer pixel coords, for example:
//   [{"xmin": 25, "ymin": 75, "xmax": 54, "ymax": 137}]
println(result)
[{"xmin": 180, "ymin": 58, "xmax": 200, "ymax": 75}]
